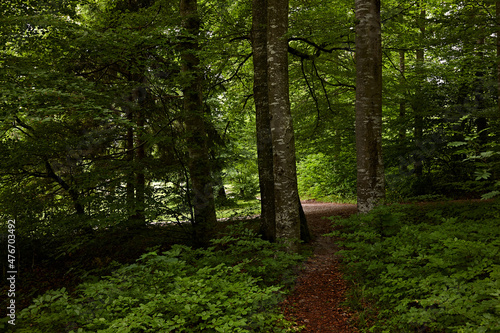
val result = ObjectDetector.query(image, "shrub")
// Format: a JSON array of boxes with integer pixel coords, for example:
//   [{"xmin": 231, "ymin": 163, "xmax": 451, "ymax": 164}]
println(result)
[
  {"xmin": 330, "ymin": 201, "xmax": 500, "ymax": 332},
  {"xmin": 8, "ymin": 227, "xmax": 304, "ymax": 333}
]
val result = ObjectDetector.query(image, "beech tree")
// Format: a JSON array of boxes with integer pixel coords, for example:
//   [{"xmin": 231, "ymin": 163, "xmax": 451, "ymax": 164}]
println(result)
[
  {"xmin": 413, "ymin": 0, "xmax": 425, "ymax": 177},
  {"xmin": 252, "ymin": 0, "xmax": 310, "ymax": 245},
  {"xmin": 2, "ymin": 0, "xmax": 500, "ymax": 250},
  {"xmin": 252, "ymin": 0, "xmax": 276, "ymax": 242},
  {"xmin": 267, "ymin": 0, "xmax": 301, "ymax": 250},
  {"xmin": 179, "ymin": 0, "xmax": 217, "ymax": 246},
  {"xmin": 354, "ymin": 0, "xmax": 385, "ymax": 213}
]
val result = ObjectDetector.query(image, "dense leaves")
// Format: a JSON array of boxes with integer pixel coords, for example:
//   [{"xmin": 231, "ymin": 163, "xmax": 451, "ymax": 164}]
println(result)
[
  {"xmin": 331, "ymin": 201, "xmax": 500, "ymax": 332},
  {"xmin": 2, "ymin": 0, "xmax": 500, "ymax": 331},
  {"xmin": 3, "ymin": 227, "xmax": 303, "ymax": 333},
  {"xmin": 3, "ymin": 0, "xmax": 500, "ymax": 237}
]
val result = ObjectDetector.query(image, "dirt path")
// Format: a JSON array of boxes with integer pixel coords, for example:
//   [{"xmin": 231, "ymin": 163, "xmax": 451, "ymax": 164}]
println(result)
[{"xmin": 281, "ymin": 201, "xmax": 359, "ymax": 332}]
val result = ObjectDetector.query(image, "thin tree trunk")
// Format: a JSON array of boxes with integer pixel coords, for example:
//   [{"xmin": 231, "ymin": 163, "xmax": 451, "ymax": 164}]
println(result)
[
  {"xmin": 267, "ymin": 0, "xmax": 301, "ymax": 251},
  {"xmin": 126, "ymin": 111, "xmax": 135, "ymax": 220},
  {"xmin": 134, "ymin": 109, "xmax": 146, "ymax": 225},
  {"xmin": 299, "ymin": 200, "xmax": 311, "ymax": 243},
  {"xmin": 399, "ymin": 50, "xmax": 406, "ymax": 141},
  {"xmin": 125, "ymin": 83, "xmax": 147, "ymax": 227},
  {"xmin": 497, "ymin": 2, "xmax": 500, "ymax": 116},
  {"xmin": 474, "ymin": 37, "xmax": 488, "ymax": 144},
  {"xmin": 354, "ymin": 0, "xmax": 385, "ymax": 214},
  {"xmin": 414, "ymin": 3, "xmax": 425, "ymax": 177},
  {"xmin": 180, "ymin": 0, "xmax": 217, "ymax": 247},
  {"xmin": 399, "ymin": 50, "xmax": 408, "ymax": 173},
  {"xmin": 252, "ymin": 0, "xmax": 276, "ymax": 242},
  {"xmin": 44, "ymin": 159, "xmax": 85, "ymax": 216}
]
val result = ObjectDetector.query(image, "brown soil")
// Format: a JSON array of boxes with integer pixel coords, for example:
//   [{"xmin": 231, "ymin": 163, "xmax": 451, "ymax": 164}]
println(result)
[{"xmin": 282, "ymin": 201, "xmax": 359, "ymax": 332}]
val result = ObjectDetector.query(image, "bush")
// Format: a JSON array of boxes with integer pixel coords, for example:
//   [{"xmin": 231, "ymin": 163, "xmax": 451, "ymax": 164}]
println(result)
[
  {"xmin": 297, "ymin": 152, "xmax": 356, "ymax": 201},
  {"xmin": 7, "ymin": 227, "xmax": 304, "ymax": 333},
  {"xmin": 330, "ymin": 201, "xmax": 500, "ymax": 332}
]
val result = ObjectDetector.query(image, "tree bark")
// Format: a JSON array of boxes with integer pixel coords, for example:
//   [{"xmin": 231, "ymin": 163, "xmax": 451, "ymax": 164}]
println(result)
[
  {"xmin": 180, "ymin": 0, "xmax": 217, "ymax": 247},
  {"xmin": 267, "ymin": 0, "xmax": 301, "ymax": 250},
  {"xmin": 134, "ymin": 108, "xmax": 146, "ymax": 225},
  {"xmin": 497, "ymin": 2, "xmax": 500, "ymax": 116},
  {"xmin": 399, "ymin": 50, "xmax": 406, "ymax": 142},
  {"xmin": 399, "ymin": 50, "xmax": 408, "ymax": 173},
  {"xmin": 44, "ymin": 159, "xmax": 85, "ymax": 216},
  {"xmin": 474, "ymin": 37, "xmax": 488, "ymax": 144},
  {"xmin": 252, "ymin": 0, "xmax": 276, "ymax": 242},
  {"xmin": 126, "ymin": 111, "xmax": 135, "ymax": 220},
  {"xmin": 125, "ymin": 78, "xmax": 148, "ymax": 227},
  {"xmin": 414, "ymin": 3, "xmax": 425, "ymax": 177},
  {"xmin": 354, "ymin": 0, "xmax": 385, "ymax": 214},
  {"xmin": 299, "ymin": 200, "xmax": 311, "ymax": 243}
]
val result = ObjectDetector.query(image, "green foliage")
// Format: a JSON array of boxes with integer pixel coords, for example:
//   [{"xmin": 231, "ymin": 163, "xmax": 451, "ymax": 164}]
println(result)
[
  {"xmin": 14, "ymin": 227, "xmax": 303, "ymax": 333},
  {"xmin": 330, "ymin": 201, "xmax": 500, "ymax": 332},
  {"xmin": 446, "ymin": 128, "xmax": 500, "ymax": 200},
  {"xmin": 216, "ymin": 199, "xmax": 260, "ymax": 220},
  {"xmin": 297, "ymin": 152, "xmax": 356, "ymax": 201},
  {"xmin": 225, "ymin": 161, "xmax": 260, "ymax": 201}
]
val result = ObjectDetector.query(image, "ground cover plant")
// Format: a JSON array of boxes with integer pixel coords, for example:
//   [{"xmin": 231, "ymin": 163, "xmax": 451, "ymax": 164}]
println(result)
[
  {"xmin": 330, "ymin": 200, "xmax": 500, "ymax": 332},
  {"xmin": 1, "ymin": 226, "xmax": 304, "ymax": 333}
]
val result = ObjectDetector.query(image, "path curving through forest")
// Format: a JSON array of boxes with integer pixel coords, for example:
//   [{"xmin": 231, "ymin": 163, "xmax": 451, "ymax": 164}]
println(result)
[{"xmin": 281, "ymin": 201, "xmax": 359, "ymax": 332}]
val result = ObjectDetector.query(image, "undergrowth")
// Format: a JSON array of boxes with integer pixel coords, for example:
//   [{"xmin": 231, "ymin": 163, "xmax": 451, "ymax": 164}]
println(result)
[
  {"xmin": 330, "ymin": 201, "xmax": 500, "ymax": 332},
  {"xmin": 2, "ymin": 226, "xmax": 304, "ymax": 333}
]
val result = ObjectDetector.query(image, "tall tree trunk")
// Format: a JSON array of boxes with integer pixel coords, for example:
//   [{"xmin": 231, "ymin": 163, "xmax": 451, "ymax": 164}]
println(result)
[
  {"xmin": 134, "ymin": 109, "xmax": 146, "ymax": 225},
  {"xmin": 474, "ymin": 37, "xmax": 488, "ymax": 144},
  {"xmin": 133, "ymin": 83, "xmax": 150, "ymax": 227},
  {"xmin": 399, "ymin": 50, "xmax": 406, "ymax": 141},
  {"xmin": 179, "ymin": 0, "xmax": 217, "ymax": 247},
  {"xmin": 497, "ymin": 2, "xmax": 500, "ymax": 116},
  {"xmin": 252, "ymin": 0, "xmax": 276, "ymax": 242},
  {"xmin": 126, "ymin": 111, "xmax": 135, "ymax": 220},
  {"xmin": 125, "ymin": 82, "xmax": 147, "ymax": 227},
  {"xmin": 399, "ymin": 50, "xmax": 408, "ymax": 173},
  {"xmin": 267, "ymin": 0, "xmax": 301, "ymax": 251},
  {"xmin": 354, "ymin": 0, "xmax": 385, "ymax": 214},
  {"xmin": 414, "ymin": 3, "xmax": 425, "ymax": 177}
]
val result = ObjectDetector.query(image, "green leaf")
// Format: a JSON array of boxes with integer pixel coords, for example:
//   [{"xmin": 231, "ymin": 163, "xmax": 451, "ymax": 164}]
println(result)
[
  {"xmin": 448, "ymin": 141, "xmax": 467, "ymax": 147},
  {"xmin": 481, "ymin": 191, "xmax": 500, "ymax": 200}
]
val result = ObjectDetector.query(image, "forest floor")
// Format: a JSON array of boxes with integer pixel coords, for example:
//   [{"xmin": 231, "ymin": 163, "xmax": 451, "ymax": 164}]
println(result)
[
  {"xmin": 2, "ymin": 200, "xmax": 361, "ymax": 332},
  {"xmin": 281, "ymin": 201, "xmax": 359, "ymax": 333}
]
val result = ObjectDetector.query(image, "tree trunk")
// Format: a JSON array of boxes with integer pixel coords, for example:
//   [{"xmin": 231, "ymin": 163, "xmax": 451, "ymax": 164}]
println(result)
[
  {"xmin": 414, "ymin": 3, "xmax": 425, "ymax": 177},
  {"xmin": 180, "ymin": 0, "xmax": 217, "ymax": 247},
  {"xmin": 126, "ymin": 112, "xmax": 135, "ymax": 220},
  {"xmin": 399, "ymin": 50, "xmax": 408, "ymax": 173},
  {"xmin": 134, "ymin": 109, "xmax": 146, "ymax": 225},
  {"xmin": 474, "ymin": 37, "xmax": 488, "ymax": 144},
  {"xmin": 125, "ymin": 80, "xmax": 148, "ymax": 227},
  {"xmin": 267, "ymin": 0, "xmax": 301, "ymax": 251},
  {"xmin": 44, "ymin": 159, "xmax": 85, "ymax": 216},
  {"xmin": 299, "ymin": 200, "xmax": 311, "ymax": 243},
  {"xmin": 252, "ymin": 0, "xmax": 276, "ymax": 242},
  {"xmin": 354, "ymin": 0, "xmax": 385, "ymax": 214},
  {"xmin": 497, "ymin": 2, "xmax": 500, "ymax": 116}
]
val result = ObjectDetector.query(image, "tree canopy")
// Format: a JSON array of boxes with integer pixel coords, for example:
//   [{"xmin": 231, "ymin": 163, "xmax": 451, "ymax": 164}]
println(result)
[{"xmin": 1, "ymin": 0, "xmax": 500, "ymax": 243}]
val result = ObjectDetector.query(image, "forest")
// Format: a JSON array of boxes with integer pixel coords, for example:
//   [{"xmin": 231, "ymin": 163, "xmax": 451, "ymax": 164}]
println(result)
[{"xmin": 1, "ymin": 0, "xmax": 500, "ymax": 332}]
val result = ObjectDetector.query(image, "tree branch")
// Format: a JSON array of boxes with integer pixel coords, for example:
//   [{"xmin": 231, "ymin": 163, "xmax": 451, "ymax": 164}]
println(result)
[
  {"xmin": 209, "ymin": 52, "xmax": 253, "ymax": 90},
  {"xmin": 312, "ymin": 61, "xmax": 335, "ymax": 114},
  {"xmin": 289, "ymin": 37, "xmax": 354, "ymax": 53},
  {"xmin": 288, "ymin": 45, "xmax": 318, "ymax": 60},
  {"xmin": 301, "ymin": 59, "xmax": 321, "ymax": 126}
]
